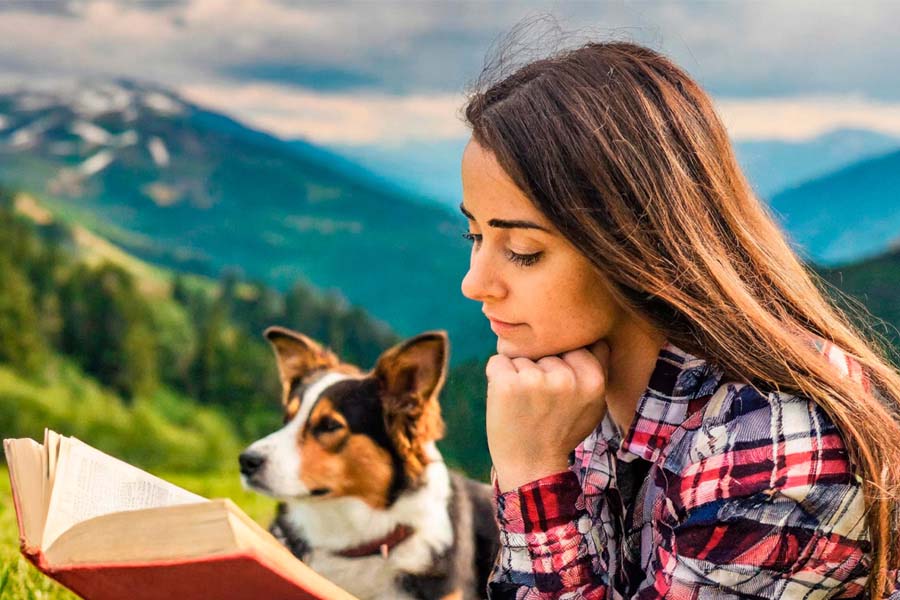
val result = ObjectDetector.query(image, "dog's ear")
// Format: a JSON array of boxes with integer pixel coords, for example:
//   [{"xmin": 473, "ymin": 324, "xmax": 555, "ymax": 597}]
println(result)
[
  {"xmin": 373, "ymin": 330, "xmax": 449, "ymax": 483},
  {"xmin": 264, "ymin": 326, "xmax": 339, "ymax": 406}
]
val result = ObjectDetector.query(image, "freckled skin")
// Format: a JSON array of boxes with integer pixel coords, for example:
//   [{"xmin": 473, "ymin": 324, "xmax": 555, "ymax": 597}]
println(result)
[{"xmin": 459, "ymin": 138, "xmax": 625, "ymax": 361}]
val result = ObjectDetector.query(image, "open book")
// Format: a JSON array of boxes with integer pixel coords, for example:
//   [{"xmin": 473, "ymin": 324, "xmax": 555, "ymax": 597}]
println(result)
[{"xmin": 3, "ymin": 429, "xmax": 357, "ymax": 600}]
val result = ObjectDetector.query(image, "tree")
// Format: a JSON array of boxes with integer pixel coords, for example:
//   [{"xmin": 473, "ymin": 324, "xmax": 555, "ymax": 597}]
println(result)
[
  {"xmin": 58, "ymin": 262, "xmax": 159, "ymax": 401},
  {"xmin": 0, "ymin": 256, "xmax": 46, "ymax": 378}
]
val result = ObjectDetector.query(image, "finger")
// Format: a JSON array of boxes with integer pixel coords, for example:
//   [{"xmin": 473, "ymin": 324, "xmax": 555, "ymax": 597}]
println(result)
[
  {"xmin": 534, "ymin": 355, "xmax": 571, "ymax": 374},
  {"xmin": 560, "ymin": 347, "xmax": 607, "ymax": 390},
  {"xmin": 536, "ymin": 356, "xmax": 576, "ymax": 391},
  {"xmin": 559, "ymin": 347, "xmax": 597, "ymax": 370},
  {"xmin": 485, "ymin": 354, "xmax": 515, "ymax": 381},
  {"xmin": 510, "ymin": 356, "xmax": 540, "ymax": 374}
]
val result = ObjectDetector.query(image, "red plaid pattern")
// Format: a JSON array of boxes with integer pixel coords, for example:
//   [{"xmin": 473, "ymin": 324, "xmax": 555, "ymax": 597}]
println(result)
[{"xmin": 487, "ymin": 338, "xmax": 900, "ymax": 599}]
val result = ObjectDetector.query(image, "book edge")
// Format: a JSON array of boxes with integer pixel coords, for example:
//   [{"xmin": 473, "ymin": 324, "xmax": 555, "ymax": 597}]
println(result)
[
  {"xmin": 3, "ymin": 437, "xmax": 41, "ymax": 554},
  {"xmin": 222, "ymin": 500, "xmax": 358, "ymax": 599}
]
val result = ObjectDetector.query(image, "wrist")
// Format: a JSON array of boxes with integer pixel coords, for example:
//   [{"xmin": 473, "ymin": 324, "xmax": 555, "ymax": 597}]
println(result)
[{"xmin": 495, "ymin": 458, "xmax": 572, "ymax": 493}]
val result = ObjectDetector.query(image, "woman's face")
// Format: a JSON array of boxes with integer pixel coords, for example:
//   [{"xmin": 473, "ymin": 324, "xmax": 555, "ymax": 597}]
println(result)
[{"xmin": 460, "ymin": 138, "xmax": 627, "ymax": 360}]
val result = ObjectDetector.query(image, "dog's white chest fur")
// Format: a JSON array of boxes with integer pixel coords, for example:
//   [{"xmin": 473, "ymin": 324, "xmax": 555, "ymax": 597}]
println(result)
[
  {"xmin": 282, "ymin": 450, "xmax": 455, "ymax": 600},
  {"xmin": 306, "ymin": 553, "xmax": 417, "ymax": 600}
]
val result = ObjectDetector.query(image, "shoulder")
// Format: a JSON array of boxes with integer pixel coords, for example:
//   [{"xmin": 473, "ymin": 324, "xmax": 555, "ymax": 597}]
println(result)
[
  {"xmin": 657, "ymin": 380, "xmax": 874, "ymax": 597},
  {"xmin": 666, "ymin": 379, "xmax": 863, "ymax": 515}
]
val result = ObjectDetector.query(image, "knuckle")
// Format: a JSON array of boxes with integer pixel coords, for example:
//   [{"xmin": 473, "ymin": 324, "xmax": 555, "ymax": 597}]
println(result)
[
  {"xmin": 491, "ymin": 377, "xmax": 514, "ymax": 394},
  {"xmin": 486, "ymin": 355, "xmax": 507, "ymax": 375},
  {"xmin": 582, "ymin": 369, "xmax": 605, "ymax": 393},
  {"xmin": 545, "ymin": 369, "xmax": 574, "ymax": 392},
  {"xmin": 518, "ymin": 368, "xmax": 542, "ymax": 387}
]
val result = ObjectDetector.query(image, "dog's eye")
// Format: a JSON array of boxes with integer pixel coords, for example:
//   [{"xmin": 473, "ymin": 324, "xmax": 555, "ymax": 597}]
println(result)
[{"xmin": 314, "ymin": 417, "xmax": 345, "ymax": 434}]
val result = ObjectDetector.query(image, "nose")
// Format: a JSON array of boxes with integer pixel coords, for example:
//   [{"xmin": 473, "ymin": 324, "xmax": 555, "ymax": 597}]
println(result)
[
  {"xmin": 239, "ymin": 450, "xmax": 266, "ymax": 476},
  {"xmin": 461, "ymin": 248, "xmax": 505, "ymax": 302}
]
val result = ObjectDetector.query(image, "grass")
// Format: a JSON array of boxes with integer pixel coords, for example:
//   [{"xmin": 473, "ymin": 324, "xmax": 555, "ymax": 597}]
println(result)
[
  {"xmin": 0, "ymin": 359, "xmax": 246, "ymax": 475},
  {"xmin": 0, "ymin": 463, "xmax": 282, "ymax": 599}
]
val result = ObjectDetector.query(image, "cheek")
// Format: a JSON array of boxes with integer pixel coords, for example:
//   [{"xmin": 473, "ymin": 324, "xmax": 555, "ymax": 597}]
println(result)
[
  {"xmin": 298, "ymin": 437, "xmax": 345, "ymax": 487},
  {"xmin": 516, "ymin": 268, "xmax": 619, "ymax": 355},
  {"xmin": 298, "ymin": 434, "xmax": 395, "ymax": 509},
  {"xmin": 532, "ymin": 268, "xmax": 604, "ymax": 326}
]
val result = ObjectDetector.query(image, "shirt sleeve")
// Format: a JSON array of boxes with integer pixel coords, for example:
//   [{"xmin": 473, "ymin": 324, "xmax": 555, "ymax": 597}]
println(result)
[
  {"xmin": 486, "ymin": 424, "xmax": 622, "ymax": 600},
  {"xmin": 487, "ymin": 467, "xmax": 607, "ymax": 599}
]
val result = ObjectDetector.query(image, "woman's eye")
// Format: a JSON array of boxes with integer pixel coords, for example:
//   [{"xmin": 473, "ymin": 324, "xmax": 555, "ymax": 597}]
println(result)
[
  {"xmin": 506, "ymin": 249, "xmax": 542, "ymax": 267},
  {"xmin": 461, "ymin": 231, "xmax": 542, "ymax": 267}
]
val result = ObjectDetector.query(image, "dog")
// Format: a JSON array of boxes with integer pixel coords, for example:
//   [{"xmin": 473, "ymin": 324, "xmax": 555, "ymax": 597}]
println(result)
[{"xmin": 238, "ymin": 326, "xmax": 500, "ymax": 600}]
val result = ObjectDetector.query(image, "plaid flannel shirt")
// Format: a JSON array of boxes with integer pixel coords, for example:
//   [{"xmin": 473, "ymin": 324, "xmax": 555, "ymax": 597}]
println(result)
[{"xmin": 487, "ymin": 338, "xmax": 900, "ymax": 599}]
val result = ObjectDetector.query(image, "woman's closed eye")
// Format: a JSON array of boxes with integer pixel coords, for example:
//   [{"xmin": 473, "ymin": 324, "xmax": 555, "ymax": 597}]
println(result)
[{"xmin": 461, "ymin": 231, "xmax": 543, "ymax": 267}]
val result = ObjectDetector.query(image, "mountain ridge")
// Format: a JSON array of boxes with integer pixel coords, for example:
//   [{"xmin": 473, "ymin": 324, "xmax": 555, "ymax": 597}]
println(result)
[{"xmin": 0, "ymin": 78, "xmax": 493, "ymax": 363}]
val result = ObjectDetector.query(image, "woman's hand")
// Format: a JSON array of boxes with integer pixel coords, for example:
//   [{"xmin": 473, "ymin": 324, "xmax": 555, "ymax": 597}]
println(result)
[{"xmin": 486, "ymin": 339, "xmax": 611, "ymax": 493}]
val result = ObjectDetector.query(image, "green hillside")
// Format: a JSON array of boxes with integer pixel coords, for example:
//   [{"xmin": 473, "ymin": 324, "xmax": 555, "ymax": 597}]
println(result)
[
  {"xmin": 0, "ymin": 185, "xmax": 492, "ymax": 478},
  {"xmin": 818, "ymin": 246, "xmax": 900, "ymax": 363},
  {"xmin": 0, "ymin": 81, "xmax": 493, "ymax": 363}
]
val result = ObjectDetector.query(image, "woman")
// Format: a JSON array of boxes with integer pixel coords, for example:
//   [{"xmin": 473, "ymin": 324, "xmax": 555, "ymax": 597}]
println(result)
[{"xmin": 458, "ymin": 39, "xmax": 900, "ymax": 599}]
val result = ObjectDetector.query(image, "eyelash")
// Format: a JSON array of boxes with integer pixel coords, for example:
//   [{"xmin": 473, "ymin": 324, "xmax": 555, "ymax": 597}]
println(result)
[{"xmin": 461, "ymin": 232, "xmax": 543, "ymax": 267}]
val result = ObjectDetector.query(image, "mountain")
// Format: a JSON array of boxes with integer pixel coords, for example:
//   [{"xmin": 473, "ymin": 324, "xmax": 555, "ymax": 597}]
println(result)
[
  {"xmin": 768, "ymin": 149, "xmax": 900, "ymax": 266},
  {"xmin": 322, "ymin": 129, "xmax": 900, "ymax": 214},
  {"xmin": 323, "ymin": 138, "xmax": 468, "ymax": 210},
  {"xmin": 735, "ymin": 128, "xmax": 900, "ymax": 199},
  {"xmin": 0, "ymin": 78, "xmax": 493, "ymax": 363}
]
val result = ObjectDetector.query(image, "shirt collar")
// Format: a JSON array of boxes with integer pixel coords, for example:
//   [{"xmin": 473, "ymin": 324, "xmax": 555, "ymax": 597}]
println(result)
[{"xmin": 613, "ymin": 339, "xmax": 725, "ymax": 463}]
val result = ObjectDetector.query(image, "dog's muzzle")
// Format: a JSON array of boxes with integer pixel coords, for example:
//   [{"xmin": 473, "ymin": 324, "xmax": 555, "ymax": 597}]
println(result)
[{"xmin": 239, "ymin": 450, "xmax": 267, "ymax": 477}]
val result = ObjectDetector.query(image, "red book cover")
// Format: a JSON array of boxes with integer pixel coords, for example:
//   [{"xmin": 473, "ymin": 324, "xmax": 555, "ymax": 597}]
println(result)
[{"xmin": 20, "ymin": 546, "xmax": 356, "ymax": 600}]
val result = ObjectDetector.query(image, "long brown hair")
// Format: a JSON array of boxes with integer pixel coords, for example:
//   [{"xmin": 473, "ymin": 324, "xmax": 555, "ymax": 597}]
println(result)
[{"xmin": 462, "ymin": 27, "xmax": 900, "ymax": 597}]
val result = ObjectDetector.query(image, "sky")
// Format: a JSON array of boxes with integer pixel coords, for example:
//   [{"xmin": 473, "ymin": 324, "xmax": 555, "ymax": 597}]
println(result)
[{"xmin": 1, "ymin": 0, "xmax": 900, "ymax": 146}]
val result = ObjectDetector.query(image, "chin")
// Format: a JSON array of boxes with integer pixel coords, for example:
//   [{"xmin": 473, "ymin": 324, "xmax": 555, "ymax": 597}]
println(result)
[
  {"xmin": 496, "ymin": 337, "xmax": 546, "ymax": 360},
  {"xmin": 497, "ymin": 335, "xmax": 599, "ymax": 361}
]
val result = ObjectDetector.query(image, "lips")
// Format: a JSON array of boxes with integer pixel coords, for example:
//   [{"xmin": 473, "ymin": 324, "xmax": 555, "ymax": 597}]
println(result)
[
  {"xmin": 489, "ymin": 317, "xmax": 518, "ymax": 327},
  {"xmin": 484, "ymin": 311, "xmax": 524, "ymax": 335},
  {"xmin": 483, "ymin": 312, "xmax": 520, "ymax": 327}
]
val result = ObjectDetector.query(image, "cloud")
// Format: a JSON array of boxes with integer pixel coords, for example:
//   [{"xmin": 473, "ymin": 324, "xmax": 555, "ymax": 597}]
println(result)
[
  {"xmin": 715, "ymin": 95, "xmax": 900, "ymax": 141},
  {"xmin": 180, "ymin": 79, "xmax": 900, "ymax": 146},
  {"xmin": 2, "ymin": 0, "xmax": 900, "ymax": 144},
  {"xmin": 178, "ymin": 81, "xmax": 468, "ymax": 144},
  {"xmin": 222, "ymin": 62, "xmax": 382, "ymax": 93},
  {"xmin": 1, "ymin": 0, "xmax": 899, "ymax": 97}
]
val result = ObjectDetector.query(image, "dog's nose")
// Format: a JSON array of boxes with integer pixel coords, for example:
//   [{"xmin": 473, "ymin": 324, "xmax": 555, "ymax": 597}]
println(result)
[{"xmin": 239, "ymin": 451, "xmax": 266, "ymax": 476}]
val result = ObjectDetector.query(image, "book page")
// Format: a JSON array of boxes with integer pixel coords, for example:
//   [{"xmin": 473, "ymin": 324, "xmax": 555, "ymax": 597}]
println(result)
[
  {"xmin": 2, "ymin": 437, "xmax": 45, "ymax": 550},
  {"xmin": 42, "ymin": 435, "xmax": 208, "ymax": 549},
  {"xmin": 39, "ymin": 428, "xmax": 62, "ymax": 546}
]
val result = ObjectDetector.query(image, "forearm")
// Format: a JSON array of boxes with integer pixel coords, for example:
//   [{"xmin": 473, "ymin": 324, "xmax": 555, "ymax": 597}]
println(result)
[{"xmin": 488, "ymin": 468, "xmax": 610, "ymax": 599}]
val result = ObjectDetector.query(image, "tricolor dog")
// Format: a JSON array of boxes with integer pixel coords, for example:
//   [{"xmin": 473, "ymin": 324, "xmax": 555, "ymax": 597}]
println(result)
[{"xmin": 239, "ymin": 326, "xmax": 499, "ymax": 600}]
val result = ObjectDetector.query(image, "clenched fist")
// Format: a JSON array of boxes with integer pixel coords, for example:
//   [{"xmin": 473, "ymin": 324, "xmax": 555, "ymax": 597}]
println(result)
[{"xmin": 486, "ymin": 339, "xmax": 611, "ymax": 493}]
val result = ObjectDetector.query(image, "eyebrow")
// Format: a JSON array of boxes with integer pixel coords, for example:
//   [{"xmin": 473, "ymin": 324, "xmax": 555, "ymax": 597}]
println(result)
[{"xmin": 459, "ymin": 203, "xmax": 551, "ymax": 233}]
